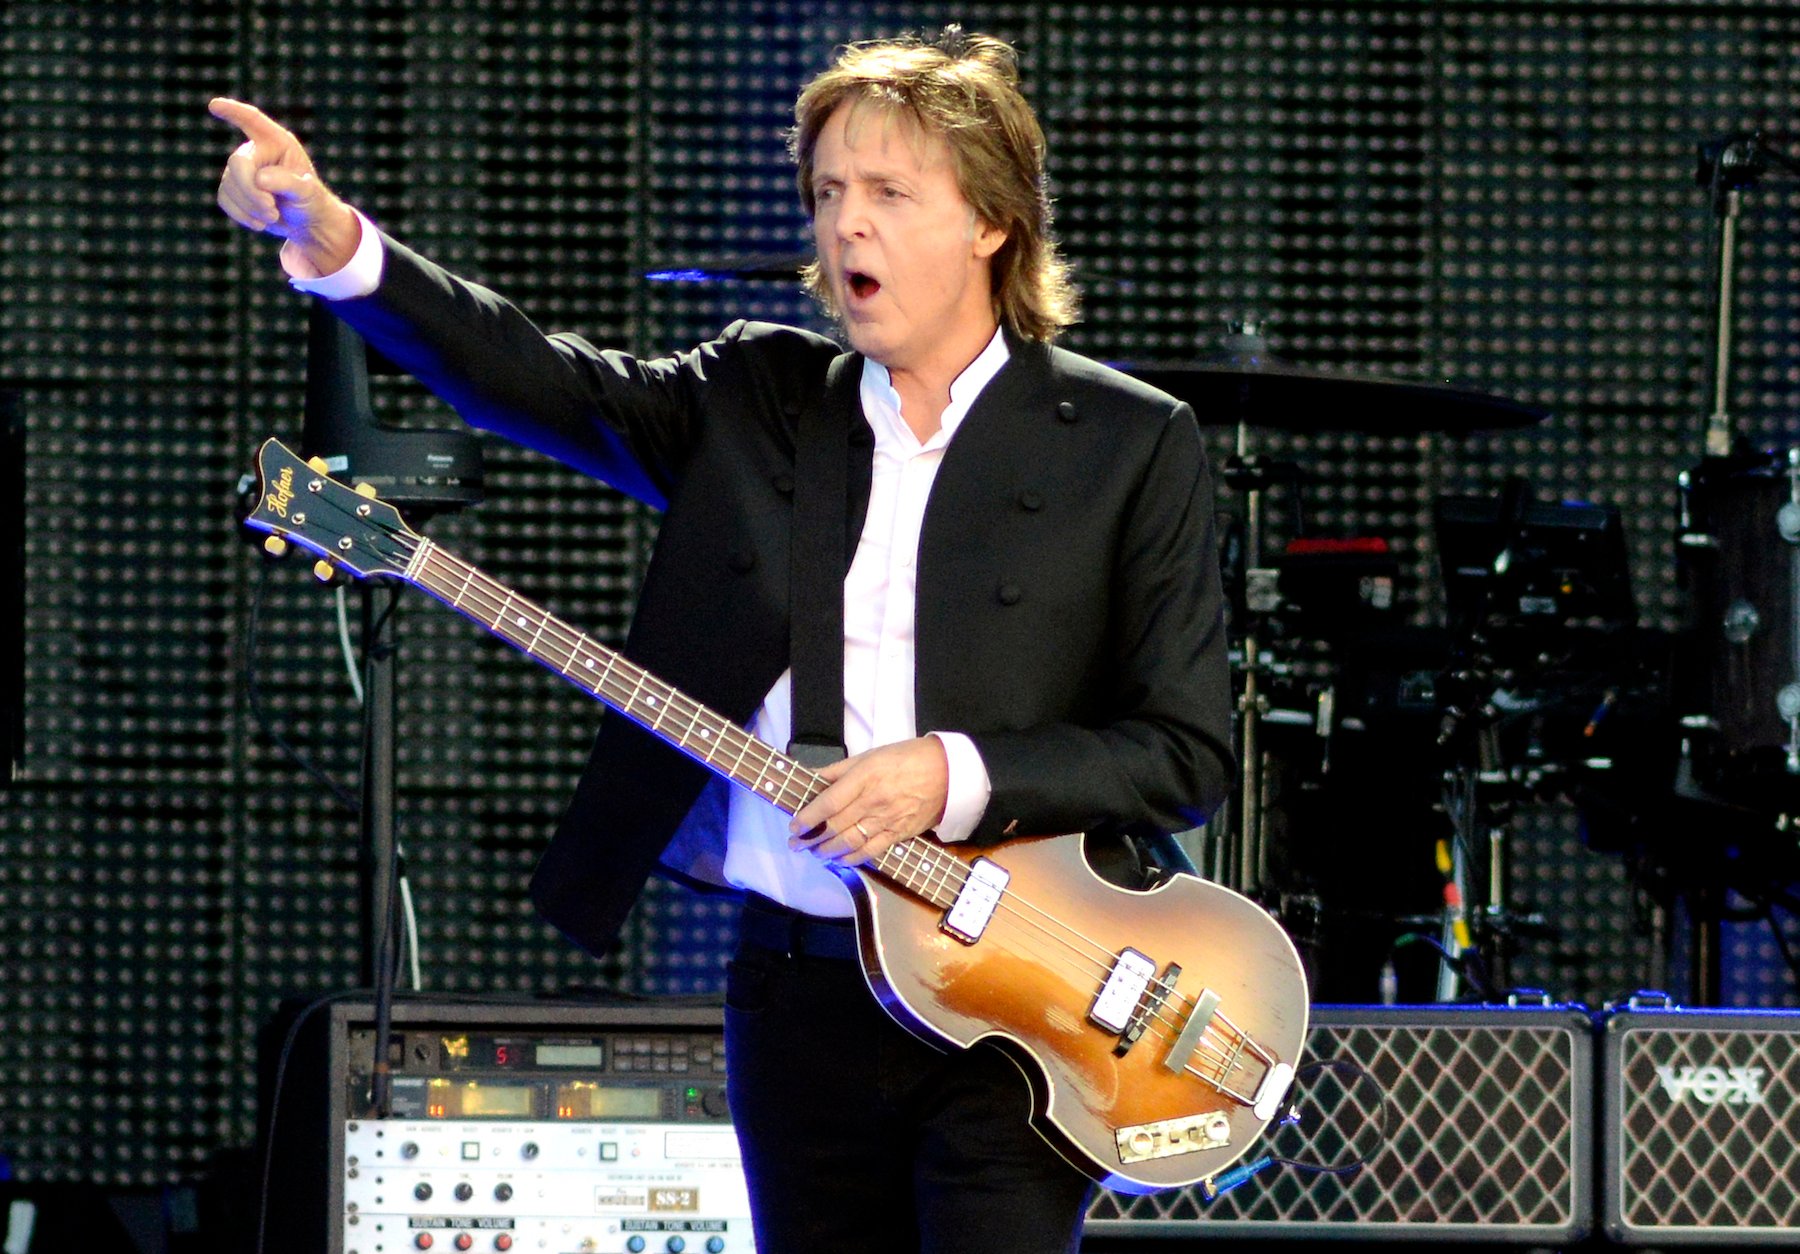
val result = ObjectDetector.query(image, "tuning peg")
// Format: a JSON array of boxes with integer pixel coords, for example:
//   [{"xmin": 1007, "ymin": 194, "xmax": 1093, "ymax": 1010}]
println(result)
[
  {"xmin": 355, "ymin": 481, "xmax": 378, "ymax": 499},
  {"xmin": 263, "ymin": 536, "xmax": 290, "ymax": 558},
  {"xmin": 313, "ymin": 559, "xmax": 337, "ymax": 583},
  {"xmin": 306, "ymin": 456, "xmax": 330, "ymax": 474}
]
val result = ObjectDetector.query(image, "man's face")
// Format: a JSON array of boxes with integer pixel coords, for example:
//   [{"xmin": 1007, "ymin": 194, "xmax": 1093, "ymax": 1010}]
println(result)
[{"xmin": 810, "ymin": 101, "xmax": 1007, "ymax": 377}]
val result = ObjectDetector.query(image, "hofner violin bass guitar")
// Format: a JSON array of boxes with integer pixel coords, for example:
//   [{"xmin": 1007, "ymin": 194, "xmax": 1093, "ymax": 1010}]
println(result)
[{"xmin": 245, "ymin": 437, "xmax": 1309, "ymax": 1194}]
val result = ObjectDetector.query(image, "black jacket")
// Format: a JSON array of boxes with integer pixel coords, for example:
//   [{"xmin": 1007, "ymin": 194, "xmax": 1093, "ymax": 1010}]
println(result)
[{"xmin": 331, "ymin": 232, "xmax": 1235, "ymax": 957}]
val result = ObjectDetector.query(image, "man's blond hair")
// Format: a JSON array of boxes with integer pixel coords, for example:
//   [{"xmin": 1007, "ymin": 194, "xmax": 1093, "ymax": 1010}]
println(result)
[{"xmin": 789, "ymin": 27, "xmax": 1078, "ymax": 342}]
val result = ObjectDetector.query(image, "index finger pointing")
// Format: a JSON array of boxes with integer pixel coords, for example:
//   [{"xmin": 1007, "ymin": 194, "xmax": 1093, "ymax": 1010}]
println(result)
[{"xmin": 208, "ymin": 96, "xmax": 290, "ymax": 147}]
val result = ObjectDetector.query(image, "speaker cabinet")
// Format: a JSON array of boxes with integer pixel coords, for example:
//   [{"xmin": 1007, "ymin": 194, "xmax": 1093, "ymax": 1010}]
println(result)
[
  {"xmin": 1603, "ymin": 1005, "xmax": 1800, "ymax": 1245},
  {"xmin": 1085, "ymin": 1004, "xmax": 1593, "ymax": 1243}
]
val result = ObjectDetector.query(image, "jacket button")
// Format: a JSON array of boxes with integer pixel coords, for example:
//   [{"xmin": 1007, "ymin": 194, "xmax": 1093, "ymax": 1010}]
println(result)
[
  {"xmin": 1017, "ymin": 489, "xmax": 1042, "ymax": 512},
  {"xmin": 729, "ymin": 551, "xmax": 757, "ymax": 574},
  {"xmin": 772, "ymin": 473, "xmax": 794, "ymax": 495},
  {"xmin": 997, "ymin": 582, "xmax": 1022, "ymax": 606},
  {"xmin": 1056, "ymin": 401, "xmax": 1078, "ymax": 423}
]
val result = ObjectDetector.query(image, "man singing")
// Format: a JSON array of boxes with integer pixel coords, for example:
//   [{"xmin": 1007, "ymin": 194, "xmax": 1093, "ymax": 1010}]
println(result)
[{"xmin": 214, "ymin": 26, "xmax": 1232, "ymax": 1252}]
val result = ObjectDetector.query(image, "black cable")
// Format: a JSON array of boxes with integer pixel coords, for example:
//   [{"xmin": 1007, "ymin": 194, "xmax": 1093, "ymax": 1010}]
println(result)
[
  {"xmin": 252, "ymin": 988, "xmax": 361, "ymax": 1254},
  {"xmin": 1204, "ymin": 1054, "xmax": 1394, "ymax": 1201},
  {"xmin": 1389, "ymin": 930, "xmax": 1503, "ymax": 1003},
  {"xmin": 1270, "ymin": 1056, "xmax": 1393, "ymax": 1176},
  {"xmin": 245, "ymin": 559, "xmax": 360, "ymax": 816}
]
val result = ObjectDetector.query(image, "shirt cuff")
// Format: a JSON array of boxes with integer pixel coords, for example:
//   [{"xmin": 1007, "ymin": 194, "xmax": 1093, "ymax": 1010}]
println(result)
[
  {"xmin": 931, "ymin": 732, "xmax": 991, "ymax": 844},
  {"xmin": 281, "ymin": 207, "xmax": 384, "ymax": 299}
]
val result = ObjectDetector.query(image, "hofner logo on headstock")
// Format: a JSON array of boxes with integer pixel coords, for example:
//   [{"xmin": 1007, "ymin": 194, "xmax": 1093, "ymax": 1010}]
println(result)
[
  {"xmin": 1655, "ymin": 1064, "xmax": 1767, "ymax": 1106},
  {"xmin": 264, "ymin": 464, "xmax": 296, "ymax": 519}
]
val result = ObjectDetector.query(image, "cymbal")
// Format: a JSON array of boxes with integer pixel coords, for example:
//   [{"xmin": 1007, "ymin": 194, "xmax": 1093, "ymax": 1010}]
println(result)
[{"xmin": 1123, "ymin": 350, "xmax": 1549, "ymax": 434}]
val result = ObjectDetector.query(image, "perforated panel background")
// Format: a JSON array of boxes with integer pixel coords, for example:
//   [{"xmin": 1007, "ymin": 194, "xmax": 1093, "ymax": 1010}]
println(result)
[{"xmin": 2, "ymin": 0, "xmax": 1799, "ymax": 1188}]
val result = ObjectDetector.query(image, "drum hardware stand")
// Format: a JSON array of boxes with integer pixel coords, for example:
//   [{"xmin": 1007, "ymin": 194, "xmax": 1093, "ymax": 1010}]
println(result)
[
  {"xmin": 1696, "ymin": 132, "xmax": 1800, "ymax": 457},
  {"xmin": 1434, "ymin": 685, "xmax": 1554, "ymax": 999},
  {"xmin": 1431, "ymin": 476, "xmax": 1560, "ymax": 998},
  {"xmin": 1672, "ymin": 135, "xmax": 1800, "ymax": 1000},
  {"xmin": 1218, "ymin": 318, "xmax": 1305, "ymax": 900}
]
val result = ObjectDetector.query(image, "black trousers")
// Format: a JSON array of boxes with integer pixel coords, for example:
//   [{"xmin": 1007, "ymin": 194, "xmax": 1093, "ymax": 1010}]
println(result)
[{"xmin": 723, "ymin": 907, "xmax": 1096, "ymax": 1254}]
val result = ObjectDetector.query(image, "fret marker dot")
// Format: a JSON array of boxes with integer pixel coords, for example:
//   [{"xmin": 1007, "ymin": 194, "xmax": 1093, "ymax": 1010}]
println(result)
[
  {"xmin": 762, "ymin": 781, "xmax": 774, "ymax": 792},
  {"xmin": 585, "ymin": 660, "xmax": 595, "ymax": 669},
  {"xmin": 700, "ymin": 730, "xmax": 712, "ymax": 740},
  {"xmin": 515, "ymin": 615, "xmax": 527, "ymax": 627},
  {"xmin": 646, "ymin": 697, "xmax": 657, "ymax": 708}
]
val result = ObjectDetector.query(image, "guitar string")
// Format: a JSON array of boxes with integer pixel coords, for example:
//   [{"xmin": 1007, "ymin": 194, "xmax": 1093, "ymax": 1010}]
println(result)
[
  {"xmin": 349, "ymin": 516, "xmax": 1263, "ymax": 1086},
  {"xmin": 866, "ymin": 834, "xmax": 1255, "ymax": 1074},
  {"xmin": 401, "ymin": 537, "xmax": 1261, "ymax": 1086},
  {"xmin": 971, "ymin": 894, "xmax": 1260, "ymax": 1095},
  {"xmin": 403, "ymin": 536, "xmax": 1262, "ymax": 1085}
]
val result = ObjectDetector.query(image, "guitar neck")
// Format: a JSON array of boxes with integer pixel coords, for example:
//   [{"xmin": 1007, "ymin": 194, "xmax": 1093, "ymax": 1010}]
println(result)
[{"xmin": 402, "ymin": 539, "xmax": 962, "ymax": 906}]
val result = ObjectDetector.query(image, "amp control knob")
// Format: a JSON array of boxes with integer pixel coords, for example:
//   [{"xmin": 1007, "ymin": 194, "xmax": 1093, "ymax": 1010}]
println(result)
[
  {"xmin": 414, "ymin": 1183, "xmax": 433, "ymax": 1201},
  {"xmin": 413, "ymin": 1236, "xmax": 433, "ymax": 1251},
  {"xmin": 454, "ymin": 1183, "xmax": 474, "ymax": 1202},
  {"xmin": 453, "ymin": 1236, "xmax": 473, "ymax": 1252},
  {"xmin": 493, "ymin": 1182, "xmax": 514, "ymax": 1202}
]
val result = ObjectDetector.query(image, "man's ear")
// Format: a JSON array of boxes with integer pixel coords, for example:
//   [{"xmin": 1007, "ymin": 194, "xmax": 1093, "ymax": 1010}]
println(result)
[{"xmin": 971, "ymin": 217, "xmax": 1007, "ymax": 259}]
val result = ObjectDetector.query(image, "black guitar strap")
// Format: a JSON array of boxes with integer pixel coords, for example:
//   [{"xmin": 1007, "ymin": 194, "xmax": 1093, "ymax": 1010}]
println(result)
[{"xmin": 787, "ymin": 353, "xmax": 858, "ymax": 770}]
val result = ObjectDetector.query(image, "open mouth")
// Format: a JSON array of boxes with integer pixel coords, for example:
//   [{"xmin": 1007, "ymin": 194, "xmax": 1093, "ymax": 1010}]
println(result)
[{"xmin": 847, "ymin": 271, "xmax": 881, "ymax": 301}]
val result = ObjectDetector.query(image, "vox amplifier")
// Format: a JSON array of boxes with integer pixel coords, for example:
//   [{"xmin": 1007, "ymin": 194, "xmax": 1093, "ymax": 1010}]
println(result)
[
  {"xmin": 1085, "ymin": 1004, "xmax": 1594, "ymax": 1243},
  {"xmin": 1603, "ymin": 1003, "xmax": 1800, "ymax": 1245}
]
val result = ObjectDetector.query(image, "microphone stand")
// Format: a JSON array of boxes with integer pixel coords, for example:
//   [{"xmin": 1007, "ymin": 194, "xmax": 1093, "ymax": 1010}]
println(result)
[
  {"xmin": 360, "ymin": 581, "xmax": 403, "ymax": 1116},
  {"xmin": 302, "ymin": 301, "xmax": 482, "ymax": 1114}
]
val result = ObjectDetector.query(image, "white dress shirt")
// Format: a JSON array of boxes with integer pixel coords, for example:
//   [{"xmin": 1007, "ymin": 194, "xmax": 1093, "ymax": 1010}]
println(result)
[{"xmin": 286, "ymin": 216, "xmax": 1001, "ymax": 918}]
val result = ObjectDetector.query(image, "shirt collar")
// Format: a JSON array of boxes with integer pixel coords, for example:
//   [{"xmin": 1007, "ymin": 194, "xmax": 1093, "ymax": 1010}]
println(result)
[{"xmin": 861, "ymin": 326, "xmax": 1011, "ymax": 450}]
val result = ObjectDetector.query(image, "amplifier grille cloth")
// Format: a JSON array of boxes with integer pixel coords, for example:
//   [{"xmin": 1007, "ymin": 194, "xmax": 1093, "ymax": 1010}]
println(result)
[
  {"xmin": 1617, "ymin": 1027, "xmax": 1800, "ymax": 1233},
  {"xmin": 1090, "ymin": 1018, "xmax": 1582, "ymax": 1231}
]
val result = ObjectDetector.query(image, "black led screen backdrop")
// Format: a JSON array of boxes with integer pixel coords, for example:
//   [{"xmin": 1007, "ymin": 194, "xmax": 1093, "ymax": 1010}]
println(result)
[{"xmin": 3, "ymin": 0, "xmax": 1799, "ymax": 1187}]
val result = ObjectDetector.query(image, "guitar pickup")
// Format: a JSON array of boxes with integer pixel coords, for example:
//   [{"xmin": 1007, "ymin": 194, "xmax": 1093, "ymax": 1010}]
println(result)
[
  {"xmin": 1114, "ymin": 962, "xmax": 1180, "ymax": 1056},
  {"xmin": 940, "ymin": 858, "xmax": 1010, "ymax": 944},
  {"xmin": 1090, "ymin": 948, "xmax": 1157, "ymax": 1035}
]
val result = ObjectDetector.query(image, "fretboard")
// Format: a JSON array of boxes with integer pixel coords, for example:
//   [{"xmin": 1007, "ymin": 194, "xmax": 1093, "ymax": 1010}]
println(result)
[{"xmin": 403, "ymin": 539, "xmax": 971, "ymax": 908}]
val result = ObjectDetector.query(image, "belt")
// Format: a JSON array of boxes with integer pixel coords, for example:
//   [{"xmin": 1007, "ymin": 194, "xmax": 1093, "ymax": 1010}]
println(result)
[{"xmin": 738, "ymin": 893, "xmax": 859, "ymax": 961}]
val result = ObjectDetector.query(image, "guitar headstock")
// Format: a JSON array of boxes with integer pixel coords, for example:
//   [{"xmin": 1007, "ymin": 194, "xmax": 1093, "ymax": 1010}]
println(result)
[{"xmin": 243, "ymin": 438, "xmax": 419, "ymax": 581}]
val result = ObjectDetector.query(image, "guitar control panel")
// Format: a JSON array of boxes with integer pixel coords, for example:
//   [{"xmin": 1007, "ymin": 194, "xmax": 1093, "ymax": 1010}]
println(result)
[{"xmin": 316, "ymin": 1003, "xmax": 755, "ymax": 1254}]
